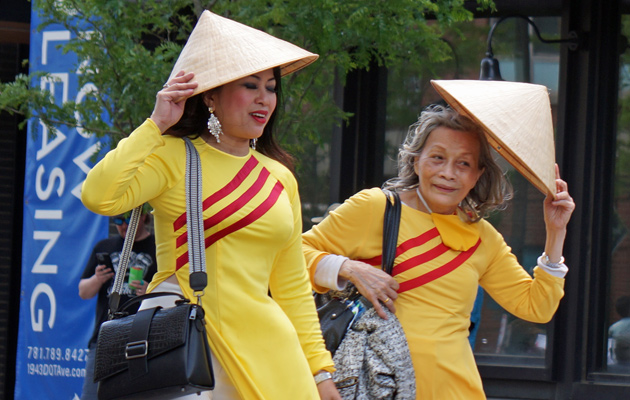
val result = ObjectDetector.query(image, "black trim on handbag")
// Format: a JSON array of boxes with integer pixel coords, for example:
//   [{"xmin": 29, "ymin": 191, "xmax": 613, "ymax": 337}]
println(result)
[
  {"xmin": 94, "ymin": 138, "xmax": 214, "ymax": 400},
  {"xmin": 316, "ymin": 189, "xmax": 401, "ymax": 356}
]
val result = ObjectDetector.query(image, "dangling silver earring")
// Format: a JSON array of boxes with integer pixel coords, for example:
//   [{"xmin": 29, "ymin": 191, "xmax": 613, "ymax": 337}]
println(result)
[
  {"xmin": 207, "ymin": 107, "xmax": 223, "ymax": 143},
  {"xmin": 250, "ymin": 138, "xmax": 257, "ymax": 150}
]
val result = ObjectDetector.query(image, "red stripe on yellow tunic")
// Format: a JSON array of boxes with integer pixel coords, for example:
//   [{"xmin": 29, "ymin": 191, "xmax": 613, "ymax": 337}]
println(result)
[
  {"xmin": 356, "ymin": 225, "xmax": 481, "ymax": 292},
  {"xmin": 173, "ymin": 155, "xmax": 260, "ymax": 232},
  {"xmin": 397, "ymin": 239, "xmax": 481, "ymax": 293},
  {"xmin": 357, "ymin": 227, "xmax": 441, "ymax": 266},
  {"xmin": 174, "ymin": 160, "xmax": 269, "ymax": 248},
  {"xmin": 175, "ymin": 172, "xmax": 284, "ymax": 270}
]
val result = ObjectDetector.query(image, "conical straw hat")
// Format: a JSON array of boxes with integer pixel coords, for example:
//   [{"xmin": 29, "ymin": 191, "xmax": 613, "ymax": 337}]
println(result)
[
  {"xmin": 168, "ymin": 10, "xmax": 318, "ymax": 96},
  {"xmin": 430, "ymin": 79, "xmax": 557, "ymax": 198}
]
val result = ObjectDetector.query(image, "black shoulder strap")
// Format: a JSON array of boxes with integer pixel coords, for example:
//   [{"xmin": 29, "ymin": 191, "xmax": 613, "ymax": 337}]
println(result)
[{"xmin": 382, "ymin": 190, "xmax": 401, "ymax": 275}]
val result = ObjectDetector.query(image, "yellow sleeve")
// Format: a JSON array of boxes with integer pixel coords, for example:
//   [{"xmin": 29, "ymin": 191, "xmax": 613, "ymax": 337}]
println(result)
[
  {"xmin": 81, "ymin": 119, "xmax": 181, "ymax": 215},
  {"xmin": 268, "ymin": 171, "xmax": 335, "ymax": 374},
  {"xmin": 302, "ymin": 188, "xmax": 385, "ymax": 292},
  {"xmin": 478, "ymin": 221, "xmax": 565, "ymax": 323}
]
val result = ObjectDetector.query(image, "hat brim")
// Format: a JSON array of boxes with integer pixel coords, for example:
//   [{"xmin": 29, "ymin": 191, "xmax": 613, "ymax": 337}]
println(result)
[{"xmin": 169, "ymin": 10, "xmax": 318, "ymax": 96}]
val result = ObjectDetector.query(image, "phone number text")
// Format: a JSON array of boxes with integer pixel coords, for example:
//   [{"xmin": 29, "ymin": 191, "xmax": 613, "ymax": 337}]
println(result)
[{"xmin": 26, "ymin": 346, "xmax": 89, "ymax": 362}]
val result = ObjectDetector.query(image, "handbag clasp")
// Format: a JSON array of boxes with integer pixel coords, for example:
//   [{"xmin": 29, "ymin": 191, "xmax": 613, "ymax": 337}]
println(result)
[{"xmin": 125, "ymin": 340, "xmax": 148, "ymax": 360}]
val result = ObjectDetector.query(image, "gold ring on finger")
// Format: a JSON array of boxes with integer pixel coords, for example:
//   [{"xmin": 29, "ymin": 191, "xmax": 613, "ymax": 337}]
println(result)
[{"xmin": 384, "ymin": 297, "xmax": 390, "ymax": 303}]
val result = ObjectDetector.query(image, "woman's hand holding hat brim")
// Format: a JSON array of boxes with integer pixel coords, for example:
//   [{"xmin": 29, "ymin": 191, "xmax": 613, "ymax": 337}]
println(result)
[
  {"xmin": 150, "ymin": 70, "xmax": 198, "ymax": 133},
  {"xmin": 543, "ymin": 164, "xmax": 575, "ymax": 232}
]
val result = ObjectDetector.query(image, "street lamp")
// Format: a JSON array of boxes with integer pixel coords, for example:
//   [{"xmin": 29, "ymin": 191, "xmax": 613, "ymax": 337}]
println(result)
[{"xmin": 480, "ymin": 15, "xmax": 580, "ymax": 80}]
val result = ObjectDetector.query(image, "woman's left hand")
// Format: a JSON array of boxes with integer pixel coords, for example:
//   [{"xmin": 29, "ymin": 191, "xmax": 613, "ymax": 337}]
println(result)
[
  {"xmin": 316, "ymin": 377, "xmax": 342, "ymax": 400},
  {"xmin": 544, "ymin": 164, "xmax": 575, "ymax": 231},
  {"xmin": 129, "ymin": 280, "xmax": 149, "ymax": 296}
]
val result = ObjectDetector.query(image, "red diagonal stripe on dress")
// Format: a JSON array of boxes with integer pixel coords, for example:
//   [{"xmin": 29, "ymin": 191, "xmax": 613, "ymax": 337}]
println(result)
[
  {"xmin": 176, "ymin": 180, "xmax": 285, "ymax": 270},
  {"xmin": 173, "ymin": 156, "xmax": 259, "ymax": 231},
  {"xmin": 175, "ymin": 168, "xmax": 271, "ymax": 248},
  {"xmin": 357, "ymin": 228, "xmax": 440, "ymax": 266},
  {"xmin": 392, "ymin": 243, "xmax": 449, "ymax": 277},
  {"xmin": 397, "ymin": 239, "xmax": 481, "ymax": 294}
]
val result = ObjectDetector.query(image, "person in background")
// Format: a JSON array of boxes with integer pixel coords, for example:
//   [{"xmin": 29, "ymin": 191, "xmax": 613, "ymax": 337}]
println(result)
[
  {"xmin": 610, "ymin": 332, "xmax": 630, "ymax": 373},
  {"xmin": 468, "ymin": 287, "xmax": 484, "ymax": 349},
  {"xmin": 609, "ymin": 295, "xmax": 630, "ymax": 370},
  {"xmin": 609, "ymin": 296, "xmax": 630, "ymax": 340},
  {"xmin": 81, "ymin": 10, "xmax": 340, "ymax": 400},
  {"xmin": 302, "ymin": 105, "xmax": 575, "ymax": 399},
  {"xmin": 78, "ymin": 206, "xmax": 156, "ymax": 400}
]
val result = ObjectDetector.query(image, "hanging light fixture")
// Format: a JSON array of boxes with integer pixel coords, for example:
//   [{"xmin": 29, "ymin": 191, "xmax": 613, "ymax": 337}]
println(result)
[{"xmin": 480, "ymin": 14, "xmax": 580, "ymax": 81}]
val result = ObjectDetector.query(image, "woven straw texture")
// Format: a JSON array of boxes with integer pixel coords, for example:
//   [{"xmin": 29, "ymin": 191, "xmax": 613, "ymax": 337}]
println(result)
[
  {"xmin": 431, "ymin": 79, "xmax": 557, "ymax": 197},
  {"xmin": 168, "ymin": 10, "xmax": 318, "ymax": 96}
]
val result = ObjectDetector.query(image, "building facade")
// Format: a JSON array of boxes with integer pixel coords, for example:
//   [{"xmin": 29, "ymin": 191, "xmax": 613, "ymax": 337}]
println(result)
[{"xmin": 2, "ymin": 0, "xmax": 630, "ymax": 398}]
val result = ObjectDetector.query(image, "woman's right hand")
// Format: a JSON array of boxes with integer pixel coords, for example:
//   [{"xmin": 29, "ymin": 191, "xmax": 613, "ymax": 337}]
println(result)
[
  {"xmin": 150, "ymin": 70, "xmax": 198, "ymax": 133},
  {"xmin": 339, "ymin": 259, "xmax": 399, "ymax": 319},
  {"xmin": 94, "ymin": 264, "xmax": 114, "ymax": 284}
]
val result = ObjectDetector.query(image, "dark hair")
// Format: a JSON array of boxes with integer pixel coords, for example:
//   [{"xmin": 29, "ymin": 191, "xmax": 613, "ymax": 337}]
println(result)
[
  {"xmin": 164, "ymin": 67, "xmax": 295, "ymax": 172},
  {"xmin": 616, "ymin": 296, "xmax": 630, "ymax": 318}
]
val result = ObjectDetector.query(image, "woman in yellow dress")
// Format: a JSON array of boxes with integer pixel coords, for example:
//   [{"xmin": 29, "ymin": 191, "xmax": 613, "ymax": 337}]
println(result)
[
  {"xmin": 302, "ymin": 104, "xmax": 575, "ymax": 399},
  {"xmin": 82, "ymin": 10, "xmax": 340, "ymax": 400}
]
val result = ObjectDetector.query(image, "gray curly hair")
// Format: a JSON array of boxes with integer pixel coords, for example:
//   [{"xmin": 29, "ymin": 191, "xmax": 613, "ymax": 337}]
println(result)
[{"xmin": 383, "ymin": 104, "xmax": 513, "ymax": 222}]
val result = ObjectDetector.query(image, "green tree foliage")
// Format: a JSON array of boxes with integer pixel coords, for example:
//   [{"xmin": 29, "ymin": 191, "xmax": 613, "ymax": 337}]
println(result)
[
  {"xmin": 0, "ymin": 0, "xmax": 495, "ymax": 224},
  {"xmin": 0, "ymin": 0, "xmax": 197, "ymax": 143},
  {"xmin": 212, "ymin": 0, "xmax": 494, "ymax": 151},
  {"xmin": 0, "ymin": 0, "xmax": 494, "ymax": 160},
  {"xmin": 210, "ymin": 1, "xmax": 495, "ymax": 217}
]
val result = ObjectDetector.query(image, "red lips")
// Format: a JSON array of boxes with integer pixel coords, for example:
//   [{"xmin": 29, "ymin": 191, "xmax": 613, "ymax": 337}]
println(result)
[{"xmin": 251, "ymin": 110, "xmax": 268, "ymax": 123}]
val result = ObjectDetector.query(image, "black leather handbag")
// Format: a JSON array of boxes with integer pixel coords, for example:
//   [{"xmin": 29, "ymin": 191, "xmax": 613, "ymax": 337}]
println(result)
[
  {"xmin": 316, "ymin": 288, "xmax": 363, "ymax": 356},
  {"xmin": 94, "ymin": 138, "xmax": 214, "ymax": 399},
  {"xmin": 315, "ymin": 189, "xmax": 401, "ymax": 356}
]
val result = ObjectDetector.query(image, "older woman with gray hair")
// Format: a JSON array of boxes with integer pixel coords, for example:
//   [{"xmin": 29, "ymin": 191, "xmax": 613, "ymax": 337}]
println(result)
[{"xmin": 303, "ymin": 104, "xmax": 575, "ymax": 399}]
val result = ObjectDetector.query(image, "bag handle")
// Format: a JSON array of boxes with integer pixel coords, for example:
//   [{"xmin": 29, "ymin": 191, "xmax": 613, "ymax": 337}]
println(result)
[
  {"xmin": 108, "ymin": 137, "xmax": 206, "ymax": 313},
  {"xmin": 381, "ymin": 189, "xmax": 401, "ymax": 276},
  {"xmin": 183, "ymin": 137, "xmax": 207, "ymax": 292},
  {"xmin": 115, "ymin": 291, "xmax": 187, "ymax": 315}
]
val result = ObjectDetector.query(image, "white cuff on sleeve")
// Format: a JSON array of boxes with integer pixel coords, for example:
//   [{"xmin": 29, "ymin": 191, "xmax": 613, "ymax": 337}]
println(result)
[
  {"xmin": 314, "ymin": 254, "xmax": 349, "ymax": 290},
  {"xmin": 537, "ymin": 255, "xmax": 568, "ymax": 278}
]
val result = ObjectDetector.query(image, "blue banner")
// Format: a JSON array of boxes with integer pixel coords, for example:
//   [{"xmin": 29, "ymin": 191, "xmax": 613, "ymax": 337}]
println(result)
[{"xmin": 14, "ymin": 6, "xmax": 110, "ymax": 400}]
